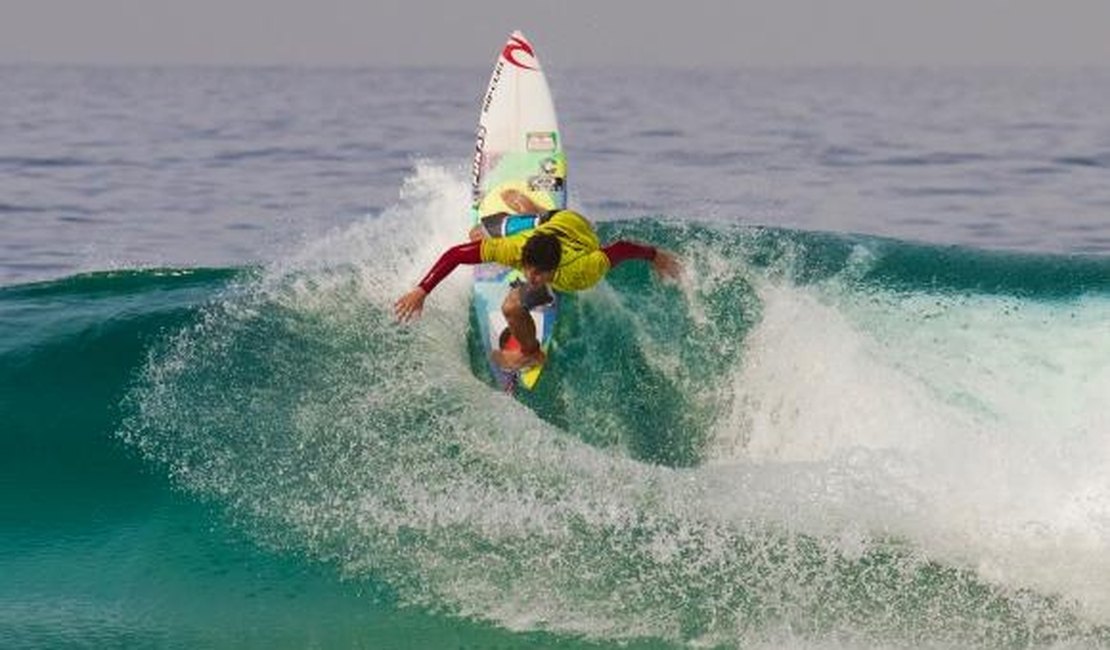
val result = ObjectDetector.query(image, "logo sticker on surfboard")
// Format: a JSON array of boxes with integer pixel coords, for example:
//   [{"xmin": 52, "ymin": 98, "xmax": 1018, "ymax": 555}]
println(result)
[
  {"xmin": 526, "ymin": 131, "xmax": 557, "ymax": 152},
  {"xmin": 502, "ymin": 35, "xmax": 537, "ymax": 70}
]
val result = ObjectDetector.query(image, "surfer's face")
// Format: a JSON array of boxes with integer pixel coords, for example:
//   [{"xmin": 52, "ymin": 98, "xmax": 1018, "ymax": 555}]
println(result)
[{"xmin": 523, "ymin": 265, "xmax": 554, "ymax": 286}]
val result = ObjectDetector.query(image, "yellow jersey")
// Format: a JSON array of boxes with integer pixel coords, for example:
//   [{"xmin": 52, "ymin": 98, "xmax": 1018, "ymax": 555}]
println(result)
[{"xmin": 479, "ymin": 210, "xmax": 610, "ymax": 292}]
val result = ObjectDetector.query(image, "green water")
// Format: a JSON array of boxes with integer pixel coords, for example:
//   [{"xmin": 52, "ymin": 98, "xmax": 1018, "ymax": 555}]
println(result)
[{"xmin": 3, "ymin": 223, "xmax": 1110, "ymax": 648}]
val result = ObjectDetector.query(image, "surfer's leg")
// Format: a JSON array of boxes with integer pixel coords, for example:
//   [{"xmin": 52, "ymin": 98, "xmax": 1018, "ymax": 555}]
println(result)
[
  {"xmin": 502, "ymin": 288, "xmax": 540, "ymax": 355},
  {"xmin": 475, "ymin": 213, "xmax": 507, "ymax": 240},
  {"xmin": 476, "ymin": 212, "xmax": 543, "ymax": 240},
  {"xmin": 519, "ymin": 283, "xmax": 554, "ymax": 310},
  {"xmin": 491, "ymin": 287, "xmax": 546, "ymax": 370}
]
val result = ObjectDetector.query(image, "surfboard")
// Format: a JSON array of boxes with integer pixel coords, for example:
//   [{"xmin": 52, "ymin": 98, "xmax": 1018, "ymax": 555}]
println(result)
[{"xmin": 470, "ymin": 31, "xmax": 567, "ymax": 392}]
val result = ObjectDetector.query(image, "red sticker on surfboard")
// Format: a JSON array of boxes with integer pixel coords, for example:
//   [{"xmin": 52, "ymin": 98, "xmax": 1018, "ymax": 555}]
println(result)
[{"xmin": 502, "ymin": 35, "xmax": 537, "ymax": 70}]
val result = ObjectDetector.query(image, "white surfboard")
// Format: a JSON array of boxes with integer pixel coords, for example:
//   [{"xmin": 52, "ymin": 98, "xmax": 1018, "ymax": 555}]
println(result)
[{"xmin": 470, "ymin": 31, "xmax": 567, "ymax": 391}]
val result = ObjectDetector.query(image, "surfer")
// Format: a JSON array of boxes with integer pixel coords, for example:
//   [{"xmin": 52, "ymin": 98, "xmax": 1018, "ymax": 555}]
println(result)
[{"xmin": 394, "ymin": 208, "xmax": 681, "ymax": 370}]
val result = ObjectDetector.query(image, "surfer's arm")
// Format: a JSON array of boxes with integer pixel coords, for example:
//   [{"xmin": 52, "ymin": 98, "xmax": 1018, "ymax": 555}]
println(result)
[
  {"xmin": 603, "ymin": 241, "xmax": 657, "ymax": 265},
  {"xmin": 417, "ymin": 241, "xmax": 482, "ymax": 293},
  {"xmin": 603, "ymin": 241, "xmax": 682, "ymax": 281},
  {"xmin": 395, "ymin": 241, "xmax": 483, "ymax": 322}
]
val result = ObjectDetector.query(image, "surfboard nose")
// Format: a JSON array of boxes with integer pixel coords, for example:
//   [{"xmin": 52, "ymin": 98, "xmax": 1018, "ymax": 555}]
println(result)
[{"xmin": 502, "ymin": 31, "xmax": 540, "ymax": 71}]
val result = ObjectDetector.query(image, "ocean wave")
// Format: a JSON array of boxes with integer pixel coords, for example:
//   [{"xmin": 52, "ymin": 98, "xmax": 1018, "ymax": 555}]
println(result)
[{"xmin": 5, "ymin": 165, "xmax": 1110, "ymax": 646}]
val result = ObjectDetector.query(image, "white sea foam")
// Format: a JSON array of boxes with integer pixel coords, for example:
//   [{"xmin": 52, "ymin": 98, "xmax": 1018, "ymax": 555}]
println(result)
[
  {"xmin": 126, "ymin": 165, "xmax": 1110, "ymax": 647},
  {"xmin": 707, "ymin": 265, "xmax": 1110, "ymax": 619}
]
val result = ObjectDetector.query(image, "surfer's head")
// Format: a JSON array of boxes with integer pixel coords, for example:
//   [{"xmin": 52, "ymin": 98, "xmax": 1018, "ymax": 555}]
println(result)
[{"xmin": 522, "ymin": 232, "xmax": 560, "ymax": 284}]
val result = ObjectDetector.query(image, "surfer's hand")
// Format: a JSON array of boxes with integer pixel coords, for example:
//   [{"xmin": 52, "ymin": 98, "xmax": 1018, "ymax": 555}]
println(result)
[
  {"xmin": 394, "ymin": 287, "xmax": 427, "ymax": 322},
  {"xmin": 651, "ymin": 250, "xmax": 682, "ymax": 282}
]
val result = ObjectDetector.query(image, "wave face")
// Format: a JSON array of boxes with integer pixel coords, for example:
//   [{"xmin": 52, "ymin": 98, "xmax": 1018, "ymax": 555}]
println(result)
[{"xmin": 4, "ymin": 165, "xmax": 1110, "ymax": 647}]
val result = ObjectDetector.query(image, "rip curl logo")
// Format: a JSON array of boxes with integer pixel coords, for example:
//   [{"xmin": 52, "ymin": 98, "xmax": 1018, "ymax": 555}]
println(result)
[{"xmin": 502, "ymin": 36, "xmax": 537, "ymax": 70}]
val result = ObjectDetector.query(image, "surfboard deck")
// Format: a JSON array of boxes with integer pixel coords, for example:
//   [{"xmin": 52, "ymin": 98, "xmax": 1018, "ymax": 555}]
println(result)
[{"xmin": 470, "ymin": 31, "xmax": 566, "ymax": 391}]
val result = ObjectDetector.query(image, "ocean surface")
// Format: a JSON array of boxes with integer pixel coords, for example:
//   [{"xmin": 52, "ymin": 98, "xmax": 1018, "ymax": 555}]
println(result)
[{"xmin": 2, "ymin": 65, "xmax": 1110, "ymax": 649}]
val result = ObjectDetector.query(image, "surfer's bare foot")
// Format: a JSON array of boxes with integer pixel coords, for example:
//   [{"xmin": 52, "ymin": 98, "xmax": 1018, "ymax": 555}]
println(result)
[
  {"xmin": 501, "ymin": 188, "xmax": 543, "ymax": 214},
  {"xmin": 491, "ymin": 348, "xmax": 545, "ymax": 371}
]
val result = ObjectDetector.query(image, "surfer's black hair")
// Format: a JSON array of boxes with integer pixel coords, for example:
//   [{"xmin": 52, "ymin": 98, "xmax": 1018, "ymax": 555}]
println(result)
[{"xmin": 522, "ymin": 233, "xmax": 561, "ymax": 272}]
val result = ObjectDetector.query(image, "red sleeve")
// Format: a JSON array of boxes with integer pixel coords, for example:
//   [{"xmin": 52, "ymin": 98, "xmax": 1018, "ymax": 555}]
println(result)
[
  {"xmin": 603, "ymin": 241, "xmax": 657, "ymax": 268},
  {"xmin": 418, "ymin": 241, "xmax": 482, "ymax": 294}
]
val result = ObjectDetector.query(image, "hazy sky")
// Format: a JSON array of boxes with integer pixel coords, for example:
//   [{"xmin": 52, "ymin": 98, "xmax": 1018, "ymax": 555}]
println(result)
[{"xmin": 4, "ymin": 0, "xmax": 1110, "ymax": 67}]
